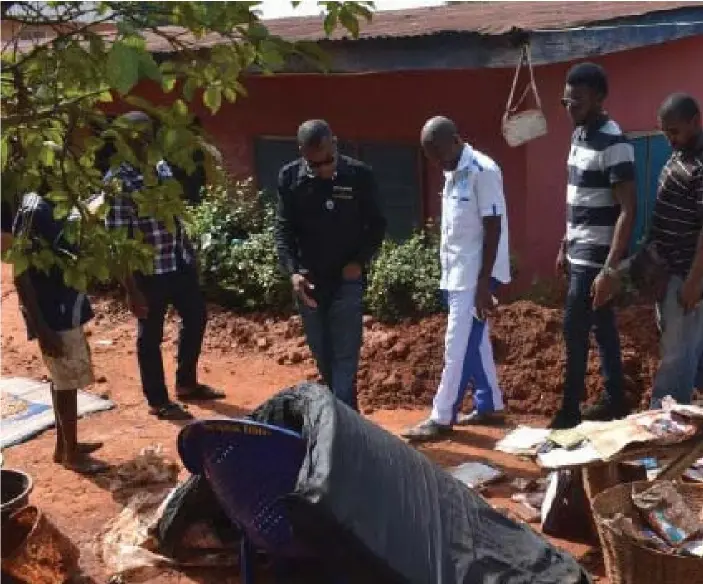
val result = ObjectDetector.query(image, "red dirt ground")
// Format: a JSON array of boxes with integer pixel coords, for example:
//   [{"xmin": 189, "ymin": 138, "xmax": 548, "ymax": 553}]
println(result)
[{"xmin": 2, "ymin": 262, "xmax": 664, "ymax": 582}]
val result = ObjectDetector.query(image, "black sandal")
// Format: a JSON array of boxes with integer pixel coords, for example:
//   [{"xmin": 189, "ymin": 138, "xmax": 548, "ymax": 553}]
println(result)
[
  {"xmin": 176, "ymin": 383, "xmax": 226, "ymax": 402},
  {"xmin": 150, "ymin": 402, "xmax": 193, "ymax": 420}
]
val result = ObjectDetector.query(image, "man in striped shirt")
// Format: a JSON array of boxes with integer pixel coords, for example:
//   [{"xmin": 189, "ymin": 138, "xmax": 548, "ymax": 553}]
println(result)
[
  {"xmin": 551, "ymin": 63, "xmax": 637, "ymax": 429},
  {"xmin": 648, "ymin": 93, "xmax": 703, "ymax": 408}
]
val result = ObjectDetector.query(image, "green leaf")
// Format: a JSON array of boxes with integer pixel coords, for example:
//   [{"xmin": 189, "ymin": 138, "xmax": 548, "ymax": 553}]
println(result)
[
  {"xmin": 203, "ymin": 86, "xmax": 222, "ymax": 114},
  {"xmin": 1, "ymin": 136, "xmax": 8, "ymax": 169},
  {"xmin": 162, "ymin": 74, "xmax": 177, "ymax": 93},
  {"xmin": 323, "ymin": 10, "xmax": 338, "ymax": 36},
  {"xmin": 223, "ymin": 87, "xmax": 238, "ymax": 103},
  {"xmin": 138, "ymin": 51, "xmax": 162, "ymax": 82},
  {"xmin": 106, "ymin": 42, "xmax": 141, "ymax": 95},
  {"xmin": 339, "ymin": 8, "xmax": 360, "ymax": 37},
  {"xmin": 39, "ymin": 144, "xmax": 56, "ymax": 167},
  {"xmin": 97, "ymin": 90, "xmax": 113, "ymax": 103},
  {"xmin": 173, "ymin": 99, "xmax": 188, "ymax": 118},
  {"xmin": 11, "ymin": 253, "xmax": 29, "ymax": 276}
]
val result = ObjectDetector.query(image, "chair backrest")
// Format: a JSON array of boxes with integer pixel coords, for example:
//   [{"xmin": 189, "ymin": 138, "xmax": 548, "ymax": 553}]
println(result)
[{"xmin": 178, "ymin": 419, "xmax": 308, "ymax": 556}]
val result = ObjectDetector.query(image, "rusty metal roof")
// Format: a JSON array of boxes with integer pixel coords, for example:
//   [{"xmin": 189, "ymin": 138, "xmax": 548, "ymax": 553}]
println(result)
[
  {"xmin": 135, "ymin": 1, "xmax": 703, "ymax": 54},
  {"xmin": 263, "ymin": 1, "xmax": 701, "ymax": 41}
]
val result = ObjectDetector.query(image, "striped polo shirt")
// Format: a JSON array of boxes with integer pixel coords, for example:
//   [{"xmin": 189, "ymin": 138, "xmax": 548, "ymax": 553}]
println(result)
[
  {"xmin": 566, "ymin": 116, "xmax": 635, "ymax": 268},
  {"xmin": 648, "ymin": 135, "xmax": 703, "ymax": 277}
]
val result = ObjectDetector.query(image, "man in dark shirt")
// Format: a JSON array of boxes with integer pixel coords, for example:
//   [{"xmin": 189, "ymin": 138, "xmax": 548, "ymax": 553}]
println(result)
[
  {"xmin": 13, "ymin": 191, "xmax": 106, "ymax": 474},
  {"xmin": 648, "ymin": 93, "xmax": 703, "ymax": 408},
  {"xmin": 275, "ymin": 119, "xmax": 386, "ymax": 410},
  {"xmin": 105, "ymin": 112, "xmax": 223, "ymax": 421},
  {"xmin": 551, "ymin": 63, "xmax": 637, "ymax": 429}
]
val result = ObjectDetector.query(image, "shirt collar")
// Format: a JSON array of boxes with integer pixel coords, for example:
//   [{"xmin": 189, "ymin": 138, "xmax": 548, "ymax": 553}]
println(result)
[
  {"xmin": 579, "ymin": 113, "xmax": 609, "ymax": 138},
  {"xmin": 444, "ymin": 143, "xmax": 473, "ymax": 178},
  {"xmin": 299, "ymin": 154, "xmax": 340, "ymax": 180}
]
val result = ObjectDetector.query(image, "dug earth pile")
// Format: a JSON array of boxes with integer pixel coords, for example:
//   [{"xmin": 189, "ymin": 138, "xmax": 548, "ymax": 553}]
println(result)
[{"xmin": 202, "ymin": 300, "xmax": 661, "ymax": 416}]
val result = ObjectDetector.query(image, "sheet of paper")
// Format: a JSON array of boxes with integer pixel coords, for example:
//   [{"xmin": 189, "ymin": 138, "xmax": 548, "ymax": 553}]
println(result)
[
  {"xmin": 449, "ymin": 462, "xmax": 504, "ymax": 488},
  {"xmin": 537, "ymin": 443, "xmax": 601, "ymax": 469},
  {"xmin": 495, "ymin": 426, "xmax": 550, "ymax": 456}
]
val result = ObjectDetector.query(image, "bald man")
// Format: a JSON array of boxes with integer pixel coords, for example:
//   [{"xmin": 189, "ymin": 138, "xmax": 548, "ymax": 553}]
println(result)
[
  {"xmin": 403, "ymin": 117, "xmax": 510, "ymax": 442},
  {"xmin": 647, "ymin": 93, "xmax": 703, "ymax": 408},
  {"xmin": 275, "ymin": 119, "xmax": 386, "ymax": 410}
]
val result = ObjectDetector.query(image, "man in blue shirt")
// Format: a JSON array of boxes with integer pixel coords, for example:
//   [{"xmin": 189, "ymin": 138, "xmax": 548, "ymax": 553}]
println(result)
[{"xmin": 13, "ymin": 189, "xmax": 106, "ymax": 474}]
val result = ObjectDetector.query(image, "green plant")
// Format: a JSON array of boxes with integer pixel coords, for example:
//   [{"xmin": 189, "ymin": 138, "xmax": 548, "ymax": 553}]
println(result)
[
  {"xmin": 365, "ymin": 229, "xmax": 444, "ymax": 323},
  {"xmin": 1, "ymin": 1, "xmax": 372, "ymax": 289},
  {"xmin": 186, "ymin": 180, "xmax": 290, "ymax": 311}
]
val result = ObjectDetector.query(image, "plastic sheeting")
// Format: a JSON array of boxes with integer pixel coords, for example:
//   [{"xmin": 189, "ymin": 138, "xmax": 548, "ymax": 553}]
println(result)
[{"xmin": 250, "ymin": 383, "xmax": 590, "ymax": 584}]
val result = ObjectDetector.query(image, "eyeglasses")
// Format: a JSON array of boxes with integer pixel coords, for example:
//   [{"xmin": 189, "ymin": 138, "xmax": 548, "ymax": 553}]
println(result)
[
  {"xmin": 307, "ymin": 156, "xmax": 335, "ymax": 169},
  {"xmin": 560, "ymin": 97, "xmax": 584, "ymax": 108}
]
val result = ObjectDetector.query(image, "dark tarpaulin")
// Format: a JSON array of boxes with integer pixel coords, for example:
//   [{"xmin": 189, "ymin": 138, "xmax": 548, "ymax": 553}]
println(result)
[{"xmin": 250, "ymin": 383, "xmax": 591, "ymax": 584}]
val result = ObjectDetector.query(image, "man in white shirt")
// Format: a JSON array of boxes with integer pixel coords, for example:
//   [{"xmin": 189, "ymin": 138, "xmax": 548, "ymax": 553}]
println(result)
[{"xmin": 403, "ymin": 117, "xmax": 510, "ymax": 442}]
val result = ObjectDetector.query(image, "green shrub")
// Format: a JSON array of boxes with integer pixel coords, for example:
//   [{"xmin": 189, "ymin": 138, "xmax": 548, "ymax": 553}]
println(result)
[
  {"xmin": 365, "ymin": 229, "xmax": 444, "ymax": 323},
  {"xmin": 186, "ymin": 180, "xmax": 291, "ymax": 311}
]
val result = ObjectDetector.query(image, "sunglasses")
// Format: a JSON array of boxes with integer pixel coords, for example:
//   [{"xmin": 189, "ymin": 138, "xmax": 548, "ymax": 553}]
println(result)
[{"xmin": 307, "ymin": 156, "xmax": 335, "ymax": 169}]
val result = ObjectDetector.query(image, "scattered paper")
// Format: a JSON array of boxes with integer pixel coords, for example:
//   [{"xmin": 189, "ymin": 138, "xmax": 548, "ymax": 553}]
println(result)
[
  {"xmin": 449, "ymin": 462, "xmax": 504, "ymax": 489},
  {"xmin": 537, "ymin": 442, "xmax": 601, "ymax": 469},
  {"xmin": 495, "ymin": 426, "xmax": 550, "ymax": 456}
]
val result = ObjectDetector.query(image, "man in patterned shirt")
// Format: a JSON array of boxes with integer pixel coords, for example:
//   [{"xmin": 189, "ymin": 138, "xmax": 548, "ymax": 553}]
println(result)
[
  {"xmin": 551, "ymin": 63, "xmax": 637, "ymax": 429},
  {"xmin": 647, "ymin": 94, "xmax": 703, "ymax": 408},
  {"xmin": 105, "ymin": 112, "xmax": 223, "ymax": 420}
]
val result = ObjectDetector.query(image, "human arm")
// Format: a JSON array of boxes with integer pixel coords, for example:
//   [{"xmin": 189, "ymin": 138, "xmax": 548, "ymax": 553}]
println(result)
[
  {"xmin": 592, "ymin": 141, "xmax": 637, "ymax": 308},
  {"xmin": 104, "ymin": 182, "xmax": 148, "ymax": 318},
  {"xmin": 346, "ymin": 166, "xmax": 386, "ymax": 279},
  {"xmin": 680, "ymin": 172, "xmax": 703, "ymax": 312},
  {"xmin": 274, "ymin": 168, "xmax": 316, "ymax": 307},
  {"xmin": 475, "ymin": 166, "xmax": 505, "ymax": 319},
  {"xmin": 12, "ymin": 202, "xmax": 62, "ymax": 356}
]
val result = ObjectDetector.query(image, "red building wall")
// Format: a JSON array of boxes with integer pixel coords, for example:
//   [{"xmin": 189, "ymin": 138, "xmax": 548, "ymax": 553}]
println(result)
[
  {"xmin": 121, "ymin": 35, "xmax": 703, "ymax": 291},
  {"xmin": 523, "ymin": 35, "xmax": 703, "ymax": 282}
]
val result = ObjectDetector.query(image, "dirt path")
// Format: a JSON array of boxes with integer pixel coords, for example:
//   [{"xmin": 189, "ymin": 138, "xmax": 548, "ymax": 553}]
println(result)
[{"xmin": 0, "ymin": 264, "xmax": 602, "ymax": 582}]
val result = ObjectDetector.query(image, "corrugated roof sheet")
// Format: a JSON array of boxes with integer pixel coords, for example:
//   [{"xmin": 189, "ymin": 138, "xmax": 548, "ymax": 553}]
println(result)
[
  {"xmin": 9, "ymin": 1, "xmax": 700, "ymax": 55},
  {"xmin": 137, "ymin": 1, "xmax": 702, "ymax": 53},
  {"xmin": 265, "ymin": 1, "xmax": 701, "ymax": 40}
]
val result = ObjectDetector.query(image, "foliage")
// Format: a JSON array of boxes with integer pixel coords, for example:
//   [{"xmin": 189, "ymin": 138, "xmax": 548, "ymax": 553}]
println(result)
[
  {"xmin": 1, "ymin": 0, "xmax": 373, "ymax": 290},
  {"xmin": 186, "ymin": 181, "xmax": 290, "ymax": 311},
  {"xmin": 365, "ymin": 228, "xmax": 444, "ymax": 323}
]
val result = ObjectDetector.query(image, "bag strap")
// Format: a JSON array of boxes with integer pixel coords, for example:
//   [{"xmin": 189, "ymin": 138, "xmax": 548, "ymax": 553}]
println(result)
[{"xmin": 504, "ymin": 45, "xmax": 543, "ymax": 118}]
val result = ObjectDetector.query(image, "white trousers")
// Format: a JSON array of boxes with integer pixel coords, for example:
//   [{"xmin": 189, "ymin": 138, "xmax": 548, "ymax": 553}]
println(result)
[{"xmin": 430, "ymin": 288, "xmax": 504, "ymax": 425}]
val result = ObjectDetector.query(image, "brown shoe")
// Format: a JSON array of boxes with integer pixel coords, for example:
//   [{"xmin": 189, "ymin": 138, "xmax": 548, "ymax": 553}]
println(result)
[{"xmin": 401, "ymin": 419, "xmax": 453, "ymax": 443}]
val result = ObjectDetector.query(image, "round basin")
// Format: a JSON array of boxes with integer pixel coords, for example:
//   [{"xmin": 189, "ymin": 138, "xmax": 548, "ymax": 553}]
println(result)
[{"xmin": 1, "ymin": 468, "xmax": 33, "ymax": 520}]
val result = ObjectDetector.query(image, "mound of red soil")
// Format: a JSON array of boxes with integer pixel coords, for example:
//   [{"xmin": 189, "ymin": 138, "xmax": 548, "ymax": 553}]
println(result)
[{"xmin": 201, "ymin": 300, "xmax": 661, "ymax": 416}]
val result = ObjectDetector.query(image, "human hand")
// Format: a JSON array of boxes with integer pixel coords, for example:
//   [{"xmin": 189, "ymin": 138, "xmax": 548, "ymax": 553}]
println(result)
[
  {"xmin": 591, "ymin": 271, "xmax": 618, "ymax": 309},
  {"xmin": 680, "ymin": 276, "xmax": 703, "ymax": 313},
  {"xmin": 342, "ymin": 262, "xmax": 362, "ymax": 281},
  {"xmin": 555, "ymin": 246, "xmax": 568, "ymax": 278},
  {"xmin": 292, "ymin": 273, "xmax": 317, "ymax": 308},
  {"xmin": 475, "ymin": 277, "xmax": 496, "ymax": 321}
]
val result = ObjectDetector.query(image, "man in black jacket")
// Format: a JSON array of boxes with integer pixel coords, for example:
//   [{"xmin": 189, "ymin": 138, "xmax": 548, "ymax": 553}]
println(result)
[{"xmin": 275, "ymin": 120, "xmax": 386, "ymax": 410}]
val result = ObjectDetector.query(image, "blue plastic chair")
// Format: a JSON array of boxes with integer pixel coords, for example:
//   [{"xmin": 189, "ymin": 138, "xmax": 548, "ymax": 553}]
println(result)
[{"xmin": 178, "ymin": 418, "xmax": 309, "ymax": 583}]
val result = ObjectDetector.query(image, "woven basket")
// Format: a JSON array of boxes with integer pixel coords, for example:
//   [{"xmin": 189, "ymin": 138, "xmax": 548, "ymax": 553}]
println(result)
[
  {"xmin": 592, "ymin": 481, "xmax": 703, "ymax": 584},
  {"xmin": 1, "ymin": 505, "xmax": 80, "ymax": 584}
]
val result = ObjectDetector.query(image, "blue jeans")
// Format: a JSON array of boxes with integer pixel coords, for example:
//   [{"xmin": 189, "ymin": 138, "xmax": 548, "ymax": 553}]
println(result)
[
  {"xmin": 299, "ymin": 280, "xmax": 364, "ymax": 410},
  {"xmin": 562, "ymin": 265, "xmax": 623, "ymax": 414},
  {"xmin": 651, "ymin": 276, "xmax": 703, "ymax": 408}
]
